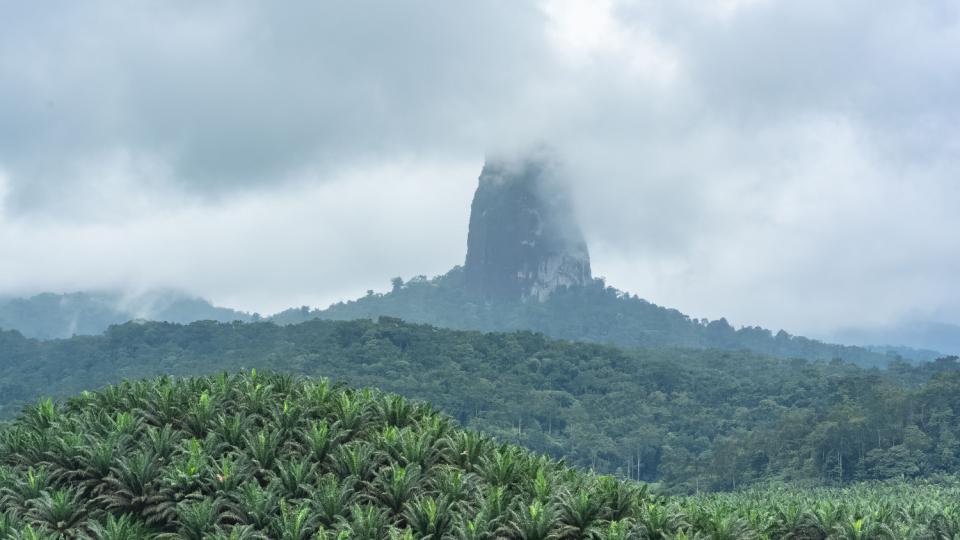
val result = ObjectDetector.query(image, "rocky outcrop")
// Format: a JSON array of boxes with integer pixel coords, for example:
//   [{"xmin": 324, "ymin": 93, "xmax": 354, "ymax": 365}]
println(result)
[{"xmin": 463, "ymin": 154, "xmax": 591, "ymax": 301}]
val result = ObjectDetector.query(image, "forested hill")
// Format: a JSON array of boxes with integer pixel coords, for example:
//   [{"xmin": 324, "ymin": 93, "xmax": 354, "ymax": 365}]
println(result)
[
  {"xmin": 2, "ymin": 317, "xmax": 959, "ymax": 492},
  {"xmin": 0, "ymin": 291, "xmax": 251, "ymax": 339},
  {"xmin": 272, "ymin": 268, "xmax": 906, "ymax": 368},
  {"xmin": 1, "ymin": 283, "xmax": 911, "ymax": 368},
  {"xmin": 0, "ymin": 282, "xmax": 932, "ymax": 367}
]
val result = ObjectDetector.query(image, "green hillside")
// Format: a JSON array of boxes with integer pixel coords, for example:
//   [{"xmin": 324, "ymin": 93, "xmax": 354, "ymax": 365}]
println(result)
[
  {"xmin": 2, "ymin": 318, "xmax": 959, "ymax": 493},
  {"xmin": 2, "ymin": 372, "xmax": 959, "ymax": 539},
  {"xmin": 273, "ymin": 270, "xmax": 898, "ymax": 368},
  {"xmin": 0, "ymin": 278, "xmax": 904, "ymax": 369}
]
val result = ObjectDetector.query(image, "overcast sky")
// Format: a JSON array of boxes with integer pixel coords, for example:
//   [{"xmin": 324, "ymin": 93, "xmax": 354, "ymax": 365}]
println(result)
[{"xmin": 1, "ymin": 0, "xmax": 958, "ymax": 337}]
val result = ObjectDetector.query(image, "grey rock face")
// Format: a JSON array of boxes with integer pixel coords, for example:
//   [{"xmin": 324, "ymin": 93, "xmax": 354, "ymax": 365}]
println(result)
[{"xmin": 463, "ymin": 155, "xmax": 591, "ymax": 301}]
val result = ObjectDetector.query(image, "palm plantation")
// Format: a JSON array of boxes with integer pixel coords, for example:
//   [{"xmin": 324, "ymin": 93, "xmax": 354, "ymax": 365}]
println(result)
[{"xmin": 1, "ymin": 371, "xmax": 959, "ymax": 538}]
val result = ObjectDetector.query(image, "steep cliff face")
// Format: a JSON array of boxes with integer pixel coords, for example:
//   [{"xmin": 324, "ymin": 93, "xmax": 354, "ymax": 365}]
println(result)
[{"xmin": 463, "ymin": 155, "xmax": 591, "ymax": 301}]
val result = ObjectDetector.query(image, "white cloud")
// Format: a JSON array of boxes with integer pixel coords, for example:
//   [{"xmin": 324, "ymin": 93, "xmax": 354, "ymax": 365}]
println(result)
[
  {"xmin": 0, "ymin": 158, "xmax": 478, "ymax": 314},
  {"xmin": 583, "ymin": 113, "xmax": 960, "ymax": 334},
  {"xmin": 541, "ymin": 0, "xmax": 679, "ymax": 83},
  {"xmin": 1, "ymin": 1, "xmax": 958, "ymax": 337}
]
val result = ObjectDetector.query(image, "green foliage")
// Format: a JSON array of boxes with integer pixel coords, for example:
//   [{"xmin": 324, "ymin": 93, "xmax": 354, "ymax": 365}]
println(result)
[
  {"xmin": 1, "ymin": 372, "xmax": 959, "ymax": 538},
  {"xmin": 2, "ymin": 318, "xmax": 960, "ymax": 493},
  {"xmin": 276, "ymin": 269, "xmax": 900, "ymax": 367}
]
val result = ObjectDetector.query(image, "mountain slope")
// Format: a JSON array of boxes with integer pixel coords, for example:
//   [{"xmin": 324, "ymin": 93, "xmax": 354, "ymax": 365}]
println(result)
[
  {"xmin": 0, "ymin": 280, "xmax": 922, "ymax": 369},
  {"xmin": 0, "ymin": 291, "xmax": 250, "ymax": 339},
  {"xmin": 274, "ymin": 269, "xmax": 896, "ymax": 368},
  {"xmin": 0, "ymin": 282, "xmax": 913, "ymax": 369}
]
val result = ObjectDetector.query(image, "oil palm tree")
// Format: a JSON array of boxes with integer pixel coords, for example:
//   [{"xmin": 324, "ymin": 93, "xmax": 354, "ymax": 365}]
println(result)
[
  {"xmin": 79, "ymin": 514, "xmax": 154, "ymax": 540},
  {"xmin": 373, "ymin": 463, "xmax": 421, "ymax": 516},
  {"xmin": 330, "ymin": 442, "xmax": 380, "ymax": 485},
  {"xmin": 557, "ymin": 488, "xmax": 604, "ymax": 539},
  {"xmin": 403, "ymin": 495, "xmax": 456, "ymax": 539},
  {"xmin": 25, "ymin": 488, "xmax": 87, "ymax": 535},
  {"xmin": 313, "ymin": 475, "xmax": 357, "ymax": 528},
  {"xmin": 509, "ymin": 499, "xmax": 561, "ymax": 540},
  {"xmin": 269, "ymin": 500, "xmax": 318, "ymax": 540},
  {"xmin": 830, "ymin": 516, "xmax": 896, "ymax": 540},
  {"xmin": 162, "ymin": 498, "xmax": 222, "ymax": 540},
  {"xmin": 336, "ymin": 504, "xmax": 389, "ymax": 540}
]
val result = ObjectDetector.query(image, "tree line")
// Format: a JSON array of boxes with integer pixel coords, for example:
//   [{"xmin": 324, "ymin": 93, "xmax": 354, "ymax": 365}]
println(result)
[{"xmin": 2, "ymin": 317, "xmax": 958, "ymax": 493}]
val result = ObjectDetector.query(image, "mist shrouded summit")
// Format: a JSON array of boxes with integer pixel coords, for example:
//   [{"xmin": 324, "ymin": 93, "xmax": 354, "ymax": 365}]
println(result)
[{"xmin": 463, "ymin": 154, "xmax": 591, "ymax": 301}]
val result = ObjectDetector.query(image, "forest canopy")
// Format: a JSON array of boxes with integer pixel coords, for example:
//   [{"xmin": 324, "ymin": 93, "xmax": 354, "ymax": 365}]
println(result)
[
  {"xmin": 274, "ymin": 271, "xmax": 920, "ymax": 368},
  {"xmin": 1, "ymin": 318, "xmax": 958, "ymax": 493}
]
